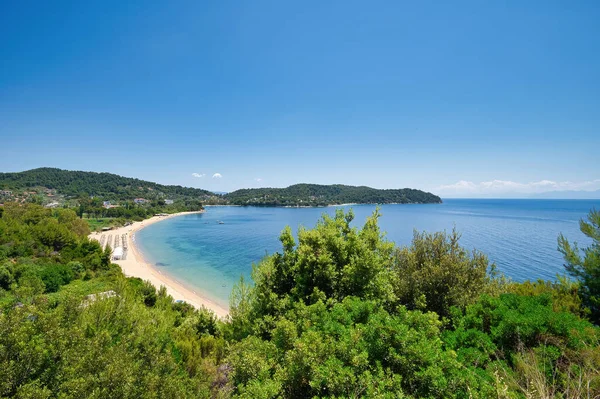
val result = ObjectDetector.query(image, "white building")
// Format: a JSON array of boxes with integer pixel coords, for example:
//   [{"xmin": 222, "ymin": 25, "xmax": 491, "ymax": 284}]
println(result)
[{"xmin": 112, "ymin": 246, "xmax": 124, "ymax": 260}]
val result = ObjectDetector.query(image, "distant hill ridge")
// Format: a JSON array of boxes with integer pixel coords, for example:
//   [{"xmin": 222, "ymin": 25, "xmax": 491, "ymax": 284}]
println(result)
[
  {"xmin": 0, "ymin": 168, "xmax": 442, "ymax": 206},
  {"xmin": 0, "ymin": 167, "xmax": 214, "ymax": 201},
  {"xmin": 225, "ymin": 183, "xmax": 442, "ymax": 206}
]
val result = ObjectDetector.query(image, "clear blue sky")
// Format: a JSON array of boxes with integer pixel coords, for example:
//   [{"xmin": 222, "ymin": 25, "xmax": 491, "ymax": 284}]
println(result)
[{"xmin": 1, "ymin": 1, "xmax": 599, "ymax": 197}]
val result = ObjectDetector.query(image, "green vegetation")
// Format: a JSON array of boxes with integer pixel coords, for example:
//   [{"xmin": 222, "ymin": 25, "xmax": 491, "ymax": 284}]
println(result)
[
  {"xmin": 225, "ymin": 209, "xmax": 599, "ymax": 398},
  {"xmin": 224, "ymin": 183, "xmax": 442, "ymax": 206},
  {"xmin": 0, "ymin": 168, "xmax": 209, "ymax": 230},
  {"xmin": 0, "ymin": 203, "xmax": 598, "ymax": 398},
  {"xmin": 559, "ymin": 208, "xmax": 600, "ymax": 324},
  {"xmin": 84, "ymin": 217, "xmax": 122, "ymax": 232},
  {"xmin": 0, "ymin": 167, "xmax": 215, "ymax": 201},
  {"xmin": 76, "ymin": 196, "xmax": 205, "ymax": 231},
  {"xmin": 0, "ymin": 204, "xmax": 226, "ymax": 398},
  {"xmin": 0, "ymin": 169, "xmax": 442, "ymax": 209}
]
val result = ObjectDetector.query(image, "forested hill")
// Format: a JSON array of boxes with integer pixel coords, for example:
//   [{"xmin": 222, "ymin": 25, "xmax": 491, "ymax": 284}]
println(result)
[
  {"xmin": 0, "ymin": 167, "xmax": 215, "ymax": 201},
  {"xmin": 0, "ymin": 168, "xmax": 441, "ymax": 206},
  {"xmin": 224, "ymin": 183, "xmax": 442, "ymax": 206}
]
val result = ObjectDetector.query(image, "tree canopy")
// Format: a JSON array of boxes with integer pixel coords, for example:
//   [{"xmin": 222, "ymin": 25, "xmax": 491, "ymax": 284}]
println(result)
[
  {"xmin": 225, "ymin": 209, "xmax": 600, "ymax": 398},
  {"xmin": 224, "ymin": 184, "xmax": 442, "ymax": 206},
  {"xmin": 0, "ymin": 167, "xmax": 216, "ymax": 201},
  {"xmin": 0, "ymin": 169, "xmax": 441, "ymax": 208},
  {"xmin": 559, "ymin": 208, "xmax": 600, "ymax": 324}
]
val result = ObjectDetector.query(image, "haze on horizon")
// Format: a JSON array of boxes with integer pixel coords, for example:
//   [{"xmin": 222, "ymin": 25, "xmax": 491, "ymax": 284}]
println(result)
[{"xmin": 1, "ymin": 1, "xmax": 598, "ymax": 198}]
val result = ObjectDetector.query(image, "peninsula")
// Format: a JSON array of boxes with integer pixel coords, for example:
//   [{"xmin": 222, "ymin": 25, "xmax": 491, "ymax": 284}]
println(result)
[{"xmin": 225, "ymin": 183, "xmax": 442, "ymax": 206}]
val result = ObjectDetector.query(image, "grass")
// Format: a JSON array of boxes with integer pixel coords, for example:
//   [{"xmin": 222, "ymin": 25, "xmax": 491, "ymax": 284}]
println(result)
[
  {"xmin": 47, "ymin": 277, "xmax": 116, "ymax": 304},
  {"xmin": 85, "ymin": 217, "xmax": 123, "ymax": 232}
]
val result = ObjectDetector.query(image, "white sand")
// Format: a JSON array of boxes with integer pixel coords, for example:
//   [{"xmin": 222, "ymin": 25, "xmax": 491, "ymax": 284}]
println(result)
[{"xmin": 89, "ymin": 211, "xmax": 229, "ymax": 318}]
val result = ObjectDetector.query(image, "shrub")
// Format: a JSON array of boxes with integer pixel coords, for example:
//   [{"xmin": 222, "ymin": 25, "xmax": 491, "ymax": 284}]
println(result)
[
  {"xmin": 559, "ymin": 208, "xmax": 600, "ymax": 324},
  {"xmin": 37, "ymin": 263, "xmax": 74, "ymax": 293},
  {"xmin": 393, "ymin": 229, "xmax": 496, "ymax": 319}
]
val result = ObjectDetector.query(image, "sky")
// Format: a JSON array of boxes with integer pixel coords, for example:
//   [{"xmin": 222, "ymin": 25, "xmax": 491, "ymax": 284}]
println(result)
[{"xmin": 1, "ymin": 1, "xmax": 599, "ymax": 198}]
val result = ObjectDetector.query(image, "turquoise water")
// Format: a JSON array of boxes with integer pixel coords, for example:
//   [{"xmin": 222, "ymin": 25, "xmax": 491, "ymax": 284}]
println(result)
[{"xmin": 136, "ymin": 199, "xmax": 600, "ymax": 308}]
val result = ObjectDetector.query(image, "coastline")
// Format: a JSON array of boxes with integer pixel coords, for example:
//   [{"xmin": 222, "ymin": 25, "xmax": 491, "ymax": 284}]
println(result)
[
  {"xmin": 205, "ymin": 202, "xmax": 441, "ymax": 208},
  {"xmin": 89, "ymin": 211, "xmax": 230, "ymax": 318}
]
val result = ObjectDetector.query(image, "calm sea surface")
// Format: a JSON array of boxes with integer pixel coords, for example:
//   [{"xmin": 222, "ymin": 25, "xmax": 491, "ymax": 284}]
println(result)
[{"xmin": 136, "ymin": 199, "xmax": 600, "ymax": 308}]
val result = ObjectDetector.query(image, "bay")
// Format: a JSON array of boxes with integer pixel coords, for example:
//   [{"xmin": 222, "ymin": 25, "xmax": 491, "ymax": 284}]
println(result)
[{"xmin": 136, "ymin": 199, "xmax": 600, "ymax": 308}]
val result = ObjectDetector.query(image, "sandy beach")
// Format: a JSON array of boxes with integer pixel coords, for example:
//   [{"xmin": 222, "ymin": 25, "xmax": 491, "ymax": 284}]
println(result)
[{"xmin": 89, "ymin": 211, "xmax": 230, "ymax": 318}]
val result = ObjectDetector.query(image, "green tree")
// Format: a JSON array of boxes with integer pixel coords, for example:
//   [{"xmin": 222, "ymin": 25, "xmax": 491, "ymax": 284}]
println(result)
[
  {"xmin": 228, "ymin": 298, "xmax": 486, "ymax": 398},
  {"xmin": 232, "ymin": 209, "xmax": 397, "ymax": 337},
  {"xmin": 393, "ymin": 229, "xmax": 497, "ymax": 319},
  {"xmin": 140, "ymin": 280, "xmax": 157, "ymax": 307},
  {"xmin": 37, "ymin": 263, "xmax": 75, "ymax": 293},
  {"xmin": 196, "ymin": 306, "xmax": 219, "ymax": 336},
  {"xmin": 559, "ymin": 208, "xmax": 600, "ymax": 324},
  {"xmin": 0, "ymin": 263, "xmax": 14, "ymax": 290}
]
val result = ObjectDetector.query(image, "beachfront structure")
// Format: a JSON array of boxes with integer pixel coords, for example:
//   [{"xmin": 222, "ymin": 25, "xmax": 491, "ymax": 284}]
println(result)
[
  {"xmin": 164, "ymin": 199, "xmax": 174, "ymax": 205},
  {"xmin": 85, "ymin": 290, "xmax": 117, "ymax": 302},
  {"xmin": 45, "ymin": 202, "xmax": 60, "ymax": 208},
  {"xmin": 134, "ymin": 198, "xmax": 148, "ymax": 204},
  {"xmin": 112, "ymin": 246, "xmax": 124, "ymax": 260},
  {"xmin": 81, "ymin": 290, "xmax": 118, "ymax": 307}
]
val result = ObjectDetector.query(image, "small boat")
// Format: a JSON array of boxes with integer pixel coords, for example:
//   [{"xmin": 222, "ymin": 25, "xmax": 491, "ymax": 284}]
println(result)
[{"xmin": 218, "ymin": 221, "xmax": 224, "ymax": 224}]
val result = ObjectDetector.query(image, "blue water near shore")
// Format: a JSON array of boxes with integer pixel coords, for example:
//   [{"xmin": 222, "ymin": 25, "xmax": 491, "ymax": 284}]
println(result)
[{"xmin": 135, "ymin": 199, "xmax": 600, "ymax": 308}]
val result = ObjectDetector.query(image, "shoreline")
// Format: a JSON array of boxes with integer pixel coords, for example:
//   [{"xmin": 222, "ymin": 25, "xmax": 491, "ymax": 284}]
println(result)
[
  {"xmin": 205, "ymin": 202, "xmax": 442, "ymax": 208},
  {"xmin": 89, "ymin": 211, "xmax": 230, "ymax": 318}
]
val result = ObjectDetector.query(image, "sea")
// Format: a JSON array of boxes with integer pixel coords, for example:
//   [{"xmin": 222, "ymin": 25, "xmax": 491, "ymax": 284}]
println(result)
[{"xmin": 135, "ymin": 199, "xmax": 600, "ymax": 308}]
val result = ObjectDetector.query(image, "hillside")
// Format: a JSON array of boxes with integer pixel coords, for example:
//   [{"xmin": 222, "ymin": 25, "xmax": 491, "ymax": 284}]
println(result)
[
  {"xmin": 224, "ymin": 183, "xmax": 442, "ymax": 206},
  {"xmin": 0, "ymin": 168, "xmax": 441, "ymax": 207},
  {"xmin": 0, "ymin": 167, "xmax": 216, "ymax": 202},
  {"xmin": 1, "ymin": 204, "xmax": 598, "ymax": 398}
]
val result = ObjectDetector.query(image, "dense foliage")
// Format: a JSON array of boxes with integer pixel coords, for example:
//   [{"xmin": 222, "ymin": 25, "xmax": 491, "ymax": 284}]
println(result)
[
  {"xmin": 226, "ymin": 209, "xmax": 599, "ymax": 398},
  {"xmin": 224, "ymin": 184, "xmax": 442, "ymax": 206},
  {"xmin": 1, "ymin": 204, "xmax": 598, "ymax": 398},
  {"xmin": 0, "ymin": 169, "xmax": 441, "ymax": 208},
  {"xmin": 76, "ymin": 195, "xmax": 205, "ymax": 230},
  {"xmin": 393, "ymin": 229, "xmax": 498, "ymax": 318},
  {"xmin": 0, "ymin": 204, "xmax": 226, "ymax": 398},
  {"xmin": 0, "ymin": 167, "xmax": 216, "ymax": 202},
  {"xmin": 0, "ymin": 203, "xmax": 93, "ymax": 260},
  {"xmin": 227, "ymin": 210, "xmax": 496, "ymax": 338},
  {"xmin": 445, "ymin": 293, "xmax": 599, "ymax": 397},
  {"xmin": 0, "ymin": 168, "xmax": 442, "ymax": 211},
  {"xmin": 0, "ymin": 168, "xmax": 209, "ymax": 230},
  {"xmin": 559, "ymin": 208, "xmax": 600, "ymax": 324}
]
